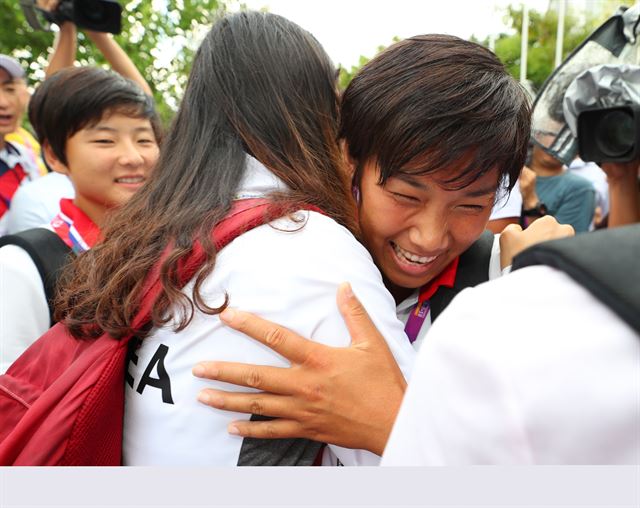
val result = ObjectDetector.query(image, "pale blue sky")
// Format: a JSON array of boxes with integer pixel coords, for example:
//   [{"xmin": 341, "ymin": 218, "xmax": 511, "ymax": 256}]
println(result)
[{"xmin": 231, "ymin": 0, "xmax": 558, "ymax": 68}]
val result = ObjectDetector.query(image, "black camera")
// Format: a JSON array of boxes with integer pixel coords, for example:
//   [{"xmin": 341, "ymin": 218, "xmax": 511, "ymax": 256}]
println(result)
[
  {"xmin": 578, "ymin": 105, "xmax": 640, "ymax": 163},
  {"xmin": 20, "ymin": 0, "xmax": 122, "ymax": 34}
]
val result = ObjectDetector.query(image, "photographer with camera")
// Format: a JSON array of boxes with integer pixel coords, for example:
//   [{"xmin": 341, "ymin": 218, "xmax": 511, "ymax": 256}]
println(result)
[
  {"xmin": 563, "ymin": 64, "xmax": 640, "ymax": 230},
  {"xmin": 520, "ymin": 123, "xmax": 596, "ymax": 233},
  {"xmin": 37, "ymin": 0, "xmax": 151, "ymax": 95}
]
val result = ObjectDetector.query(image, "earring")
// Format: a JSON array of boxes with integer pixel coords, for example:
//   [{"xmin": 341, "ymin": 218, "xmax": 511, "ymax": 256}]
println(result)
[{"xmin": 352, "ymin": 184, "xmax": 361, "ymax": 205}]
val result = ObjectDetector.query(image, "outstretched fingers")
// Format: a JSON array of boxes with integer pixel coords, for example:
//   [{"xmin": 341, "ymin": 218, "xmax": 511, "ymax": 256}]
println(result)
[
  {"xmin": 198, "ymin": 389, "xmax": 298, "ymax": 420},
  {"xmin": 227, "ymin": 418, "xmax": 307, "ymax": 441},
  {"xmin": 193, "ymin": 362, "xmax": 298, "ymax": 395}
]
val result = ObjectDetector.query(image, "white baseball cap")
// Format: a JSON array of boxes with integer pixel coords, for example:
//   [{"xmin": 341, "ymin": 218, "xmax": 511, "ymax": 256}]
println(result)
[{"xmin": 0, "ymin": 55, "xmax": 26, "ymax": 79}]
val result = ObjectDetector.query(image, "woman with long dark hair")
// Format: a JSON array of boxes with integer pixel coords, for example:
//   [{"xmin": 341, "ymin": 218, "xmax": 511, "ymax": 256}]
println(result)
[{"xmin": 55, "ymin": 11, "xmax": 414, "ymax": 465}]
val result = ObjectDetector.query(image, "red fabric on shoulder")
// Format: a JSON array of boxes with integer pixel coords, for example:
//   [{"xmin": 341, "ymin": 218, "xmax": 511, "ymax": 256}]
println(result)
[{"xmin": 0, "ymin": 163, "xmax": 26, "ymax": 216}]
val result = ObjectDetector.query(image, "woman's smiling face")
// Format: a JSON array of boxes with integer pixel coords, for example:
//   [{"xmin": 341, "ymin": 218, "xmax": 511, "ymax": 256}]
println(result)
[
  {"xmin": 356, "ymin": 157, "xmax": 499, "ymax": 302},
  {"xmin": 45, "ymin": 111, "xmax": 159, "ymax": 226}
]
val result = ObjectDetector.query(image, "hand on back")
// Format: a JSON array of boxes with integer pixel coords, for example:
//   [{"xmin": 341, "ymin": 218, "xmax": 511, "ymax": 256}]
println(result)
[{"xmin": 192, "ymin": 283, "xmax": 407, "ymax": 456}]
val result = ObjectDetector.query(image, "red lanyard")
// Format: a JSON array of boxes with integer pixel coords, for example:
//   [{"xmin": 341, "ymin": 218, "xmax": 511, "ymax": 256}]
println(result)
[
  {"xmin": 50, "ymin": 199, "xmax": 100, "ymax": 254},
  {"xmin": 404, "ymin": 257, "xmax": 459, "ymax": 343}
]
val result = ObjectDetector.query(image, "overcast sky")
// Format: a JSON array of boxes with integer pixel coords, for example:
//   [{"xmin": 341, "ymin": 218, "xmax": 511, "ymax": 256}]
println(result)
[{"xmin": 230, "ymin": 0, "xmax": 555, "ymax": 68}]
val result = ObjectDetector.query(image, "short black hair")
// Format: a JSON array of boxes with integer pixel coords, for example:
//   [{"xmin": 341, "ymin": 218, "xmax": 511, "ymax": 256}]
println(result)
[
  {"xmin": 341, "ymin": 34, "xmax": 531, "ymax": 193},
  {"xmin": 28, "ymin": 66, "xmax": 161, "ymax": 165}
]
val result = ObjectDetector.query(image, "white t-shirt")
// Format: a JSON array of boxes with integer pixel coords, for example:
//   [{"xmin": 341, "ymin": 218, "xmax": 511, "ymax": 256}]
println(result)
[
  {"xmin": 0, "ymin": 243, "xmax": 50, "ymax": 373},
  {"xmin": 568, "ymin": 158, "xmax": 609, "ymax": 223},
  {"xmin": 490, "ymin": 184, "xmax": 523, "ymax": 221},
  {"xmin": 123, "ymin": 159, "xmax": 416, "ymax": 466},
  {"xmin": 6, "ymin": 172, "xmax": 75, "ymax": 234},
  {"xmin": 382, "ymin": 265, "xmax": 640, "ymax": 465}
]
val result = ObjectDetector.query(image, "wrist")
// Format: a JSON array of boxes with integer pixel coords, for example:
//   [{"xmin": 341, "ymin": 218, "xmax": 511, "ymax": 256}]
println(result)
[
  {"xmin": 374, "ymin": 381, "xmax": 405, "ymax": 456},
  {"xmin": 373, "ymin": 408, "xmax": 399, "ymax": 456},
  {"xmin": 607, "ymin": 174, "xmax": 637, "ymax": 189},
  {"xmin": 60, "ymin": 21, "xmax": 76, "ymax": 33},
  {"xmin": 85, "ymin": 29, "xmax": 102, "ymax": 39},
  {"xmin": 523, "ymin": 194, "xmax": 540, "ymax": 210},
  {"xmin": 522, "ymin": 201, "xmax": 548, "ymax": 217}
]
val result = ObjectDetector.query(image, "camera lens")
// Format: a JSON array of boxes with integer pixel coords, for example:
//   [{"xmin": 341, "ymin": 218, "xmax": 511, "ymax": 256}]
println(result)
[{"xmin": 595, "ymin": 110, "xmax": 634, "ymax": 158}]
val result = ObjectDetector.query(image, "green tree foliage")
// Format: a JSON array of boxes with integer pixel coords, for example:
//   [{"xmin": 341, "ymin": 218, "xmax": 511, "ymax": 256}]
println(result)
[
  {"xmin": 477, "ymin": 1, "xmax": 623, "ymax": 91},
  {"xmin": 338, "ymin": 36, "xmax": 400, "ymax": 90},
  {"xmin": 336, "ymin": 0, "xmax": 616, "ymax": 93},
  {"xmin": 338, "ymin": 55, "xmax": 369, "ymax": 90},
  {"xmin": 0, "ymin": 0, "xmax": 225, "ymax": 123}
]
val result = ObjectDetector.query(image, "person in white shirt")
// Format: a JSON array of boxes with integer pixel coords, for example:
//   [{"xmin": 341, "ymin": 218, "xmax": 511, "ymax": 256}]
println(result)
[
  {"xmin": 0, "ymin": 6, "xmax": 159, "ymax": 372},
  {"xmin": 381, "ymin": 223, "xmax": 640, "ymax": 465},
  {"xmin": 5, "ymin": 172, "xmax": 75, "ymax": 234},
  {"xmin": 0, "ymin": 55, "xmax": 42, "ymax": 236},
  {"xmin": 55, "ymin": 11, "xmax": 415, "ymax": 466},
  {"xmin": 487, "ymin": 178, "xmax": 523, "ymax": 233},
  {"xmin": 4, "ymin": 2, "xmax": 154, "ymax": 236},
  {"xmin": 0, "ymin": 67, "xmax": 161, "ymax": 374},
  {"xmin": 205, "ymin": 227, "xmax": 640, "ymax": 465}
]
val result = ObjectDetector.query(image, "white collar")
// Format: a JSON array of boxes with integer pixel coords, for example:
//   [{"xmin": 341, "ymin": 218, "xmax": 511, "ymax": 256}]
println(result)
[
  {"xmin": 233, "ymin": 155, "xmax": 289, "ymax": 200},
  {"xmin": 396, "ymin": 289, "xmax": 420, "ymax": 313}
]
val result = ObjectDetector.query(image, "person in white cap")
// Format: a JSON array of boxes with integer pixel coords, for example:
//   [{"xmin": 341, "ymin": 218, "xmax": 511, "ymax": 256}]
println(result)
[{"xmin": 0, "ymin": 55, "xmax": 43, "ymax": 235}]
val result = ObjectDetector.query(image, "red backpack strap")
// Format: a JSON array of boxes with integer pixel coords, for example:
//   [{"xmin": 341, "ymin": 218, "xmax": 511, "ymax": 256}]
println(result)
[
  {"xmin": 131, "ymin": 198, "xmax": 319, "ymax": 330},
  {"xmin": 135, "ymin": 198, "xmax": 325, "ymax": 328}
]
